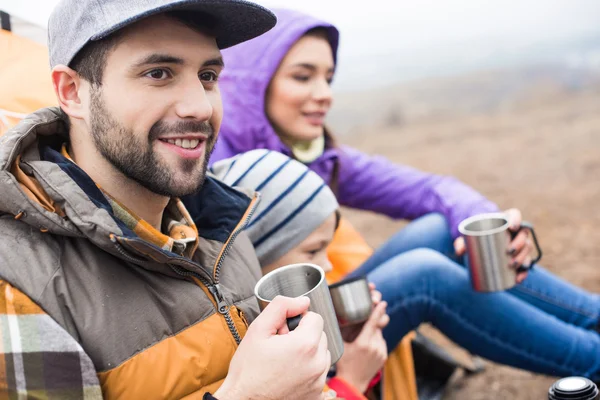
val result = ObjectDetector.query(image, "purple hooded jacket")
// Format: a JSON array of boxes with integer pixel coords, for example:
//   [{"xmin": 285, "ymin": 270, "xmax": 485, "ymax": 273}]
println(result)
[{"xmin": 210, "ymin": 8, "xmax": 498, "ymax": 239}]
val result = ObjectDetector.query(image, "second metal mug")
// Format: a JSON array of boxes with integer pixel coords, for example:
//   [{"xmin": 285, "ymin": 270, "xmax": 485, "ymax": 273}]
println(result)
[
  {"xmin": 254, "ymin": 263, "xmax": 344, "ymax": 364},
  {"xmin": 329, "ymin": 276, "xmax": 372, "ymax": 327},
  {"xmin": 458, "ymin": 212, "xmax": 542, "ymax": 292}
]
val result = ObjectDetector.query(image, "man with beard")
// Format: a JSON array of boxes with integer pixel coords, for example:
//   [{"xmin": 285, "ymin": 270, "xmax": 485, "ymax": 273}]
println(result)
[{"xmin": 0, "ymin": 1, "xmax": 332, "ymax": 399}]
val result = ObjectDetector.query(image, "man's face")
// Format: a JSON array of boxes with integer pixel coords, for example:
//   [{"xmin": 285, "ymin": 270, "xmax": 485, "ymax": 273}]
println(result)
[{"xmin": 86, "ymin": 15, "xmax": 223, "ymax": 197}]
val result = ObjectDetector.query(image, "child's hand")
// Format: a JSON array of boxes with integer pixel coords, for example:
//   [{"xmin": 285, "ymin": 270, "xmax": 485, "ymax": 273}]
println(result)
[
  {"xmin": 335, "ymin": 300, "xmax": 389, "ymax": 393},
  {"xmin": 369, "ymin": 283, "xmax": 380, "ymax": 303},
  {"xmin": 369, "ymin": 283, "xmax": 388, "ymax": 329}
]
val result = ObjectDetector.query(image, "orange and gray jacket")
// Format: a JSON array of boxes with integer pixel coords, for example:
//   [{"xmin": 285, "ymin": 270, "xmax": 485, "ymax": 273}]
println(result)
[{"xmin": 0, "ymin": 108, "xmax": 262, "ymax": 399}]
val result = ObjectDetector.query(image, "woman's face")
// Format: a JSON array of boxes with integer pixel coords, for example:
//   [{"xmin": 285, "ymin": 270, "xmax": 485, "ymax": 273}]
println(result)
[{"xmin": 265, "ymin": 33, "xmax": 335, "ymax": 142}]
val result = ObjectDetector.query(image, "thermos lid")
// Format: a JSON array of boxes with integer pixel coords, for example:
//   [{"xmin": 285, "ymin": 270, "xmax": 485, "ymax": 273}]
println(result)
[{"xmin": 549, "ymin": 377, "xmax": 599, "ymax": 400}]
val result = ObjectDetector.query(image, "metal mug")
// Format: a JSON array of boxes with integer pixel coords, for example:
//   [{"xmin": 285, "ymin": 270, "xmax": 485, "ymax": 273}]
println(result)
[
  {"xmin": 254, "ymin": 263, "xmax": 344, "ymax": 364},
  {"xmin": 458, "ymin": 213, "xmax": 542, "ymax": 292},
  {"xmin": 329, "ymin": 276, "xmax": 372, "ymax": 327},
  {"xmin": 329, "ymin": 276, "xmax": 373, "ymax": 343}
]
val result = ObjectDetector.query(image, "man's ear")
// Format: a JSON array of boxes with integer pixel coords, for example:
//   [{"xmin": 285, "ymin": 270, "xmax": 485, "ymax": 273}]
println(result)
[{"xmin": 51, "ymin": 65, "xmax": 86, "ymax": 120}]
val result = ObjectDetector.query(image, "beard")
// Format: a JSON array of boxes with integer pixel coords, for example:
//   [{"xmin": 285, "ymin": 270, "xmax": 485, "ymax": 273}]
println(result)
[{"xmin": 89, "ymin": 87, "xmax": 216, "ymax": 198}]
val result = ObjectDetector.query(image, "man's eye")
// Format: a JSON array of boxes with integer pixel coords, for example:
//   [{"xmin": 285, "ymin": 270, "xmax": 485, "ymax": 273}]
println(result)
[
  {"xmin": 145, "ymin": 69, "xmax": 170, "ymax": 80},
  {"xmin": 199, "ymin": 71, "xmax": 218, "ymax": 82}
]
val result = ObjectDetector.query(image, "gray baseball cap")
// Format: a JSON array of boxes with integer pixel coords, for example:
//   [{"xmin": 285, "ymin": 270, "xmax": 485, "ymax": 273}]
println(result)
[{"xmin": 48, "ymin": 0, "xmax": 277, "ymax": 68}]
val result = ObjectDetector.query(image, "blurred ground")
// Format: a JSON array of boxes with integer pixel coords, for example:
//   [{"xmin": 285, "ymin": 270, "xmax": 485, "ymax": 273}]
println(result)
[{"xmin": 337, "ymin": 75, "xmax": 600, "ymax": 399}]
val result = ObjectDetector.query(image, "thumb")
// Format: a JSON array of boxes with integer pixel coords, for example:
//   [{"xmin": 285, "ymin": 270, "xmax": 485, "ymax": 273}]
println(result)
[
  {"xmin": 505, "ymin": 208, "xmax": 523, "ymax": 230},
  {"xmin": 454, "ymin": 237, "xmax": 466, "ymax": 256},
  {"xmin": 358, "ymin": 301, "xmax": 387, "ymax": 339},
  {"xmin": 252, "ymin": 296, "xmax": 310, "ymax": 337}
]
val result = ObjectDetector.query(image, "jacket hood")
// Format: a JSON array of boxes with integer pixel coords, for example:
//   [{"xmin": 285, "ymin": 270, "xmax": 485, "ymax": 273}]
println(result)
[
  {"xmin": 0, "ymin": 107, "xmax": 97, "ymax": 238},
  {"xmin": 0, "ymin": 107, "xmax": 253, "ymax": 260},
  {"xmin": 217, "ymin": 8, "xmax": 339, "ymax": 156}
]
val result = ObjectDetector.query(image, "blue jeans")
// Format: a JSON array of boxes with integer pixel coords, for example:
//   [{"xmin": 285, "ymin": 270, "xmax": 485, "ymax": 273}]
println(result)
[{"xmin": 347, "ymin": 213, "xmax": 600, "ymax": 380}]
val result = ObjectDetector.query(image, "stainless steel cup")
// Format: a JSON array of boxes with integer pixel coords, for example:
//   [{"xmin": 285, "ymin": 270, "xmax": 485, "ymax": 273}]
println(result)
[
  {"xmin": 329, "ymin": 276, "xmax": 372, "ymax": 327},
  {"xmin": 254, "ymin": 263, "xmax": 344, "ymax": 364},
  {"xmin": 458, "ymin": 213, "xmax": 542, "ymax": 292}
]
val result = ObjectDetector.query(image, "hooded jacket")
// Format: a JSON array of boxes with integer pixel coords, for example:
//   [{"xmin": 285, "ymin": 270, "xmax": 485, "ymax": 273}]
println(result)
[
  {"xmin": 0, "ymin": 108, "xmax": 262, "ymax": 399},
  {"xmin": 210, "ymin": 8, "xmax": 498, "ymax": 237}
]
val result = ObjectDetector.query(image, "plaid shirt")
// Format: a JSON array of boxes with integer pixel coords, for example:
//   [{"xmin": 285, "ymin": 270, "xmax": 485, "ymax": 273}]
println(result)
[
  {"xmin": 0, "ymin": 146, "xmax": 200, "ymax": 399},
  {"xmin": 0, "ymin": 280, "xmax": 103, "ymax": 399}
]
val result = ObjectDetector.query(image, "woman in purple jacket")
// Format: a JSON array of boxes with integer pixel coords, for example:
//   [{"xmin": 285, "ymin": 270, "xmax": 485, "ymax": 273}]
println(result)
[{"xmin": 210, "ymin": 8, "xmax": 600, "ymax": 377}]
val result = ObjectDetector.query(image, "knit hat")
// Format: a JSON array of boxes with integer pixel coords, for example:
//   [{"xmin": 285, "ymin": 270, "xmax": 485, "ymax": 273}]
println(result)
[{"xmin": 210, "ymin": 149, "xmax": 339, "ymax": 266}]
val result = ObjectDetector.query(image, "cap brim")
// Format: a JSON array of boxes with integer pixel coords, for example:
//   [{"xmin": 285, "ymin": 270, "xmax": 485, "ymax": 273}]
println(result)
[{"xmin": 91, "ymin": 0, "xmax": 276, "ymax": 49}]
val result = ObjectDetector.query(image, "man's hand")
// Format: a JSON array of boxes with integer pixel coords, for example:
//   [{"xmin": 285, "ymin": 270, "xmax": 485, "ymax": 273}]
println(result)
[
  {"xmin": 215, "ymin": 296, "xmax": 330, "ymax": 400},
  {"xmin": 454, "ymin": 208, "xmax": 534, "ymax": 284}
]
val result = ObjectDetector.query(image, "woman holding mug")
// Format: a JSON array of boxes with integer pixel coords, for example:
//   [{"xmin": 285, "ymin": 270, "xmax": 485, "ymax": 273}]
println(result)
[{"xmin": 211, "ymin": 8, "xmax": 533, "ymax": 284}]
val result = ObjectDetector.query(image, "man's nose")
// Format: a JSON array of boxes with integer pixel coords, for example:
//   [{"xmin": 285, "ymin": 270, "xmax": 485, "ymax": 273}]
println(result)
[{"xmin": 174, "ymin": 81, "xmax": 213, "ymax": 121}]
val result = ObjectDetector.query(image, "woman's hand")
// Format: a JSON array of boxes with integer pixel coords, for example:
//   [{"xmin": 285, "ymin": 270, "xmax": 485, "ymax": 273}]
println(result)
[
  {"xmin": 503, "ymin": 208, "xmax": 534, "ymax": 283},
  {"xmin": 454, "ymin": 208, "xmax": 534, "ymax": 284},
  {"xmin": 335, "ymin": 289, "xmax": 389, "ymax": 394}
]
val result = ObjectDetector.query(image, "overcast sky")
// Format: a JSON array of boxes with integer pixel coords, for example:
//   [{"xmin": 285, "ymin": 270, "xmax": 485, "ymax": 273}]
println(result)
[{"xmin": 2, "ymin": 0, "xmax": 600, "ymax": 89}]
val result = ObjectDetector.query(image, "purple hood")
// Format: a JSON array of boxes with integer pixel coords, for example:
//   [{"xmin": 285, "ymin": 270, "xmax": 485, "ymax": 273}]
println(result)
[
  {"xmin": 215, "ymin": 8, "xmax": 339, "ymax": 156},
  {"xmin": 211, "ymin": 8, "xmax": 498, "ymax": 238}
]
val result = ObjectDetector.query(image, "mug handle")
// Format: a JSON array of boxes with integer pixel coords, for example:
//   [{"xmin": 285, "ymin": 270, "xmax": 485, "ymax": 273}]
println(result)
[
  {"xmin": 509, "ymin": 221, "xmax": 543, "ymax": 271},
  {"xmin": 287, "ymin": 315, "xmax": 302, "ymax": 331}
]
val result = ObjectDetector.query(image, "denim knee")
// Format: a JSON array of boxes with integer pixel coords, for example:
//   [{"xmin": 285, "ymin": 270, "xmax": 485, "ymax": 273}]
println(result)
[
  {"xmin": 419, "ymin": 213, "xmax": 450, "ymax": 234},
  {"xmin": 373, "ymin": 248, "xmax": 469, "ymax": 346}
]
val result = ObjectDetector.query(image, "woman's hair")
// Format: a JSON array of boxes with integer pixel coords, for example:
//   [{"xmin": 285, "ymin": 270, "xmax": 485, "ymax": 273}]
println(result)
[{"xmin": 305, "ymin": 27, "xmax": 330, "ymax": 39}]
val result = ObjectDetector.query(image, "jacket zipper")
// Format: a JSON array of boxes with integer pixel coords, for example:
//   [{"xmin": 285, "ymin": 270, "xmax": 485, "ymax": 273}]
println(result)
[
  {"xmin": 167, "ymin": 264, "xmax": 242, "ymax": 343},
  {"xmin": 207, "ymin": 194, "xmax": 259, "ymax": 344},
  {"xmin": 213, "ymin": 194, "xmax": 259, "ymax": 281},
  {"xmin": 111, "ymin": 235, "xmax": 155, "ymax": 265},
  {"xmin": 111, "ymin": 235, "xmax": 215, "ymax": 284},
  {"xmin": 113, "ymin": 239, "xmax": 244, "ymax": 344},
  {"xmin": 111, "ymin": 194, "xmax": 259, "ymax": 345}
]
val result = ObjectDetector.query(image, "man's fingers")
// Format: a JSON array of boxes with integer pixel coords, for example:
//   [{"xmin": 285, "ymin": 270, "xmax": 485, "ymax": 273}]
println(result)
[
  {"xmin": 317, "ymin": 347, "xmax": 332, "ymax": 385},
  {"xmin": 293, "ymin": 311, "xmax": 325, "ymax": 346},
  {"xmin": 255, "ymin": 296, "xmax": 310, "ymax": 336},
  {"xmin": 318, "ymin": 332, "xmax": 328, "ymax": 359},
  {"xmin": 315, "ymin": 332, "xmax": 331, "ymax": 375},
  {"xmin": 283, "ymin": 296, "xmax": 311, "ymax": 317}
]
